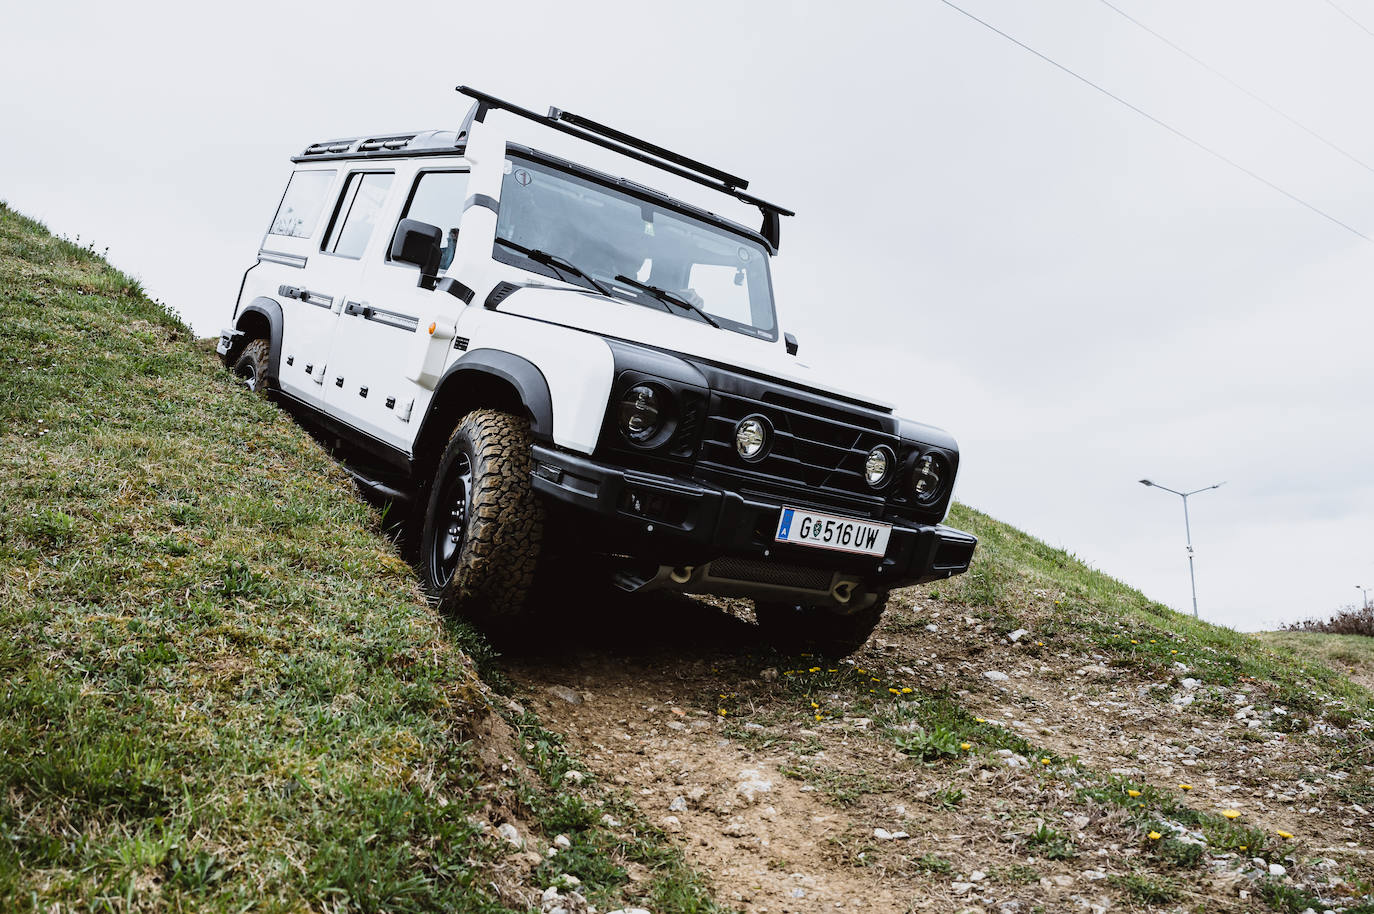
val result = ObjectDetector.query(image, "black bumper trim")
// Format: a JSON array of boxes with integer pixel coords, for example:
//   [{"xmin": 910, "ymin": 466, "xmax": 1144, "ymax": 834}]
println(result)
[{"xmin": 530, "ymin": 445, "xmax": 975, "ymax": 588}]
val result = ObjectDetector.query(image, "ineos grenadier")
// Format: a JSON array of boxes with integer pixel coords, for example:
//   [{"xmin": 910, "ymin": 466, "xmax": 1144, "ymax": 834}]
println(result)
[{"xmin": 219, "ymin": 87, "xmax": 975, "ymax": 655}]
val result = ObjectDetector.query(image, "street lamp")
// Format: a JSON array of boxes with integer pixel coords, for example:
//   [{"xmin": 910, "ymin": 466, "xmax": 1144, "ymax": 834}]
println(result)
[
  {"xmin": 1359, "ymin": 585, "xmax": 1370, "ymax": 610},
  {"xmin": 1138, "ymin": 479, "xmax": 1225, "ymax": 619}
]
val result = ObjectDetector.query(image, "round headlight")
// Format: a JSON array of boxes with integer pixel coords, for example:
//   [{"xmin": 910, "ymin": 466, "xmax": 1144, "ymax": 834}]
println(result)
[
  {"xmin": 618, "ymin": 384, "xmax": 662, "ymax": 444},
  {"xmin": 864, "ymin": 445, "xmax": 895, "ymax": 487},
  {"xmin": 734, "ymin": 415, "xmax": 771, "ymax": 461},
  {"xmin": 911, "ymin": 453, "xmax": 946, "ymax": 502}
]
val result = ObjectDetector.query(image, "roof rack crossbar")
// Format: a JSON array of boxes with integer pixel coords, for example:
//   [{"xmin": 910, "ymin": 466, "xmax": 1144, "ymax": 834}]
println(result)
[
  {"xmin": 456, "ymin": 86, "xmax": 793, "ymax": 248},
  {"xmin": 547, "ymin": 106, "xmax": 747, "ymax": 190}
]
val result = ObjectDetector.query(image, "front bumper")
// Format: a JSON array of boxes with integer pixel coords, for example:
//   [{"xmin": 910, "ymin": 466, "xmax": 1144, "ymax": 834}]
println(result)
[{"xmin": 530, "ymin": 445, "xmax": 976, "ymax": 595}]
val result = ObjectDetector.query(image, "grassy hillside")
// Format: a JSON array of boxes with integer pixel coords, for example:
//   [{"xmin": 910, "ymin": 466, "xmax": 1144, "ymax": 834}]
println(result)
[
  {"xmin": 2, "ymin": 199, "xmax": 1368, "ymax": 914},
  {"xmin": 1257, "ymin": 630, "xmax": 1374, "ymax": 694},
  {"xmin": 0, "ymin": 203, "xmax": 720, "ymax": 913}
]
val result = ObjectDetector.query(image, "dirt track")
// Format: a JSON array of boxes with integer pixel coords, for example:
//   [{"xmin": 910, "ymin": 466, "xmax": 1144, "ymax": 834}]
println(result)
[{"xmin": 502, "ymin": 588, "xmax": 1373, "ymax": 913}]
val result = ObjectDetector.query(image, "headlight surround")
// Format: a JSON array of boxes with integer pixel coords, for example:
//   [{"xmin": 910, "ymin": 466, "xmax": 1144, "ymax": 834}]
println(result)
[
  {"xmin": 618, "ymin": 383, "xmax": 666, "ymax": 445},
  {"xmin": 734, "ymin": 414, "xmax": 771, "ymax": 462},
  {"xmin": 910, "ymin": 452, "xmax": 948, "ymax": 503},
  {"xmin": 864, "ymin": 445, "xmax": 896, "ymax": 488}
]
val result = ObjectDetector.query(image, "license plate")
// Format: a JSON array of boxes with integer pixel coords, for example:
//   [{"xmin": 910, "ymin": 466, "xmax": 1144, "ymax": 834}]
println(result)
[{"xmin": 774, "ymin": 506, "xmax": 891, "ymax": 556}]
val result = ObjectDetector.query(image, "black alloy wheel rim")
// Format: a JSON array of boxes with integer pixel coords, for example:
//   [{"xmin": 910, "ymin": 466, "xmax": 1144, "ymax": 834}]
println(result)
[
  {"xmin": 430, "ymin": 451, "xmax": 473, "ymax": 588},
  {"xmin": 235, "ymin": 360, "xmax": 258, "ymax": 391}
]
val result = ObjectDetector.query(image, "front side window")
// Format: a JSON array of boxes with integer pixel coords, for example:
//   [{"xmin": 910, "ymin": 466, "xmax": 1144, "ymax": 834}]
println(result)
[
  {"xmin": 395, "ymin": 171, "xmax": 470, "ymax": 270},
  {"xmin": 493, "ymin": 155, "xmax": 776, "ymax": 339},
  {"xmin": 323, "ymin": 172, "xmax": 394, "ymax": 259},
  {"xmin": 268, "ymin": 169, "xmax": 335, "ymax": 239}
]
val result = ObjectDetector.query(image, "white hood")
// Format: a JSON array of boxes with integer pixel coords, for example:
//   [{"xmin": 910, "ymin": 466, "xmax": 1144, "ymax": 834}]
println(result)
[{"xmin": 495, "ymin": 285, "xmax": 895, "ymax": 411}]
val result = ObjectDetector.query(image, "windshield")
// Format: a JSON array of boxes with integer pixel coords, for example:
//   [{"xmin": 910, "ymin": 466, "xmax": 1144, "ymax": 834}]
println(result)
[{"xmin": 493, "ymin": 154, "xmax": 777, "ymax": 339}]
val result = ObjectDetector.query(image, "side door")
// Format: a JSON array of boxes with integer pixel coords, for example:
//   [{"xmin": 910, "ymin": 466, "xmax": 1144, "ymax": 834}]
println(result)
[
  {"xmin": 296, "ymin": 168, "xmax": 396, "ymax": 420},
  {"xmin": 257, "ymin": 167, "xmax": 340, "ymax": 405},
  {"xmin": 324, "ymin": 167, "xmax": 471, "ymax": 452}
]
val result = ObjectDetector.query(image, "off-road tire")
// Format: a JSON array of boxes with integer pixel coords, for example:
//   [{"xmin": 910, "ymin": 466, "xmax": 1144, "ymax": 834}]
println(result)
[
  {"xmin": 754, "ymin": 593, "xmax": 889, "ymax": 658},
  {"xmin": 419, "ymin": 409, "xmax": 544, "ymax": 624},
  {"xmin": 232, "ymin": 339, "xmax": 270, "ymax": 392}
]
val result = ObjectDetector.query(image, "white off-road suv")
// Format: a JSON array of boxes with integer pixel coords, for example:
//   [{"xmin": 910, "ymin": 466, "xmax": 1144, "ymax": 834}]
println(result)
[{"xmin": 219, "ymin": 87, "xmax": 975, "ymax": 655}]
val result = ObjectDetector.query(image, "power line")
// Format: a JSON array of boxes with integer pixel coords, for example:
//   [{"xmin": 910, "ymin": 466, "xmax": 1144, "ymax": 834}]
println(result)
[
  {"xmin": 1322, "ymin": 0, "xmax": 1374, "ymax": 41},
  {"xmin": 1098, "ymin": 0, "xmax": 1374, "ymax": 178},
  {"xmin": 936, "ymin": 0, "xmax": 1374, "ymax": 244}
]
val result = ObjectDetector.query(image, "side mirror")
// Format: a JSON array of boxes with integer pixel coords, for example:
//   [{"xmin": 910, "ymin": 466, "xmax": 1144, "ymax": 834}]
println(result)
[
  {"xmin": 784, "ymin": 332, "xmax": 799, "ymax": 356},
  {"xmin": 390, "ymin": 218, "xmax": 443, "ymax": 289}
]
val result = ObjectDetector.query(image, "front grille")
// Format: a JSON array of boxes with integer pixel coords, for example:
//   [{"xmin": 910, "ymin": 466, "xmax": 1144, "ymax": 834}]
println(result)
[
  {"xmin": 699, "ymin": 392, "xmax": 899, "ymax": 499},
  {"xmin": 706, "ymin": 557, "xmax": 832, "ymax": 591}
]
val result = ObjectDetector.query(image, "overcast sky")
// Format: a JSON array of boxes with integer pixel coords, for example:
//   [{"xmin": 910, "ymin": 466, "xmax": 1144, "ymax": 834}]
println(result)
[{"xmin": 4, "ymin": 0, "xmax": 1371, "ymax": 631}]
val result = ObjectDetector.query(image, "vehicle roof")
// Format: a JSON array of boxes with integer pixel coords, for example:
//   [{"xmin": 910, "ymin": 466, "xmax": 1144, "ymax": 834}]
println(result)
[{"xmin": 289, "ymin": 132, "xmax": 772, "ymax": 251}]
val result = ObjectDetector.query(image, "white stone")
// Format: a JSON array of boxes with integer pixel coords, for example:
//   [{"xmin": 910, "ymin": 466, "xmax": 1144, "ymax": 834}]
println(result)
[
  {"xmin": 553, "ymin": 834, "xmax": 572, "ymax": 849},
  {"xmin": 669, "ymin": 796, "xmax": 688, "ymax": 812},
  {"xmin": 1269, "ymin": 863, "xmax": 1287, "ymax": 877},
  {"xmin": 970, "ymin": 870, "xmax": 987, "ymax": 881},
  {"xmin": 496, "ymin": 823, "xmax": 523, "ymax": 847},
  {"xmin": 873, "ymin": 828, "xmax": 896, "ymax": 840},
  {"xmin": 547, "ymin": 685, "xmax": 584, "ymax": 705},
  {"xmin": 735, "ymin": 769, "xmax": 772, "ymax": 803},
  {"xmin": 951, "ymin": 882, "xmax": 975, "ymax": 894},
  {"xmin": 983, "ymin": 671, "xmax": 1010, "ymax": 682},
  {"xmin": 1008, "ymin": 629, "xmax": 1029, "ymax": 642},
  {"xmin": 1181, "ymin": 678, "xmax": 1201, "ymax": 691}
]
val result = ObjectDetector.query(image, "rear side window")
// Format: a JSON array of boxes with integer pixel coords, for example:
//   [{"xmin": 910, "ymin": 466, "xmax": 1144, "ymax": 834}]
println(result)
[
  {"xmin": 395, "ymin": 171, "xmax": 470, "ymax": 269},
  {"xmin": 323, "ymin": 172, "xmax": 394, "ymax": 259},
  {"xmin": 268, "ymin": 170, "xmax": 335, "ymax": 238}
]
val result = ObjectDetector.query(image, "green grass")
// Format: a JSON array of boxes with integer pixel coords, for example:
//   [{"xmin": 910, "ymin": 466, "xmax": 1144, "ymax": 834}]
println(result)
[
  {"xmin": 0, "ymin": 202, "xmax": 717, "ymax": 912},
  {"xmin": 938, "ymin": 503, "xmax": 1374, "ymax": 713}
]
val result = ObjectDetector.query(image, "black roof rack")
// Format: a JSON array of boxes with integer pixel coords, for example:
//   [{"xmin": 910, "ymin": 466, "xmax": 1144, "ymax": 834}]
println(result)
[{"xmin": 456, "ymin": 86, "xmax": 794, "ymax": 250}]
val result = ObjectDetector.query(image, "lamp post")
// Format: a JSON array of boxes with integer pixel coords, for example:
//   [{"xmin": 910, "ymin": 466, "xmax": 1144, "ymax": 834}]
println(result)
[
  {"xmin": 1138, "ymin": 479, "xmax": 1225, "ymax": 619},
  {"xmin": 1359, "ymin": 586, "xmax": 1370, "ymax": 611}
]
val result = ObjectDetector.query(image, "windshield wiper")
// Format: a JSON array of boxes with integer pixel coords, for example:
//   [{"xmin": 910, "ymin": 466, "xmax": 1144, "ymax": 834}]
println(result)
[
  {"xmin": 495, "ymin": 237, "xmax": 610, "ymax": 296},
  {"xmin": 612, "ymin": 275, "xmax": 721, "ymax": 329}
]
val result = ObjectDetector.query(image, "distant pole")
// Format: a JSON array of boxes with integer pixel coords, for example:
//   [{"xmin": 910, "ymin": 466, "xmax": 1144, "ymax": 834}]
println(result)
[
  {"xmin": 1360, "ymin": 585, "xmax": 1370, "ymax": 610},
  {"xmin": 1138, "ymin": 479, "xmax": 1225, "ymax": 619}
]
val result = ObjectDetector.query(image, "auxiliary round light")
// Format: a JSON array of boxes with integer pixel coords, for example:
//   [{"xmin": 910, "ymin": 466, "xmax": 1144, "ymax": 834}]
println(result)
[
  {"xmin": 734, "ymin": 415, "xmax": 770, "ymax": 461},
  {"xmin": 618, "ymin": 384, "xmax": 662, "ymax": 444},
  {"xmin": 912, "ymin": 453, "xmax": 946, "ymax": 502},
  {"xmin": 864, "ymin": 446, "xmax": 895, "ymax": 487}
]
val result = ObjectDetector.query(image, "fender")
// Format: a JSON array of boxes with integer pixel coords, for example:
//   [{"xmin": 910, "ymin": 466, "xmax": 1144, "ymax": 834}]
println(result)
[
  {"xmin": 234, "ymin": 297, "xmax": 285, "ymax": 383},
  {"xmin": 419, "ymin": 348, "xmax": 554, "ymax": 445}
]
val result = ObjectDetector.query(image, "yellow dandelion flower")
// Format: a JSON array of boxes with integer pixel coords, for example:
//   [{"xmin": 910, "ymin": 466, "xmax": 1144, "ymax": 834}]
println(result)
[
  {"xmin": 1179, "ymin": 784, "xmax": 1193, "ymax": 791},
  {"xmin": 810, "ymin": 701, "xmax": 819, "ymax": 708},
  {"xmin": 1239, "ymin": 845, "xmax": 1247, "ymax": 851},
  {"xmin": 809, "ymin": 666, "xmax": 821, "ymax": 673},
  {"xmin": 1171, "ymin": 650, "xmax": 1178, "ymax": 654},
  {"xmin": 1275, "ymin": 830, "xmax": 1293, "ymax": 840},
  {"xmin": 1221, "ymin": 809, "xmax": 1241, "ymax": 819},
  {"xmin": 1130, "ymin": 640, "xmax": 1139, "ymax": 644},
  {"xmin": 1041, "ymin": 758, "xmax": 1051, "ymax": 765},
  {"xmin": 1148, "ymin": 831, "xmax": 1162, "ymax": 840},
  {"xmin": 814, "ymin": 713, "xmax": 823, "ymax": 721},
  {"xmin": 901, "ymin": 687, "xmax": 913, "ymax": 694},
  {"xmin": 888, "ymin": 687, "xmax": 900, "ymax": 694},
  {"xmin": 718, "ymin": 709, "xmax": 727, "ymax": 716},
  {"xmin": 1127, "ymin": 789, "xmax": 1141, "ymax": 798},
  {"xmin": 1138, "ymin": 802, "xmax": 1146, "ymax": 808},
  {"xmin": 1150, "ymin": 639, "xmax": 1157, "ymax": 643},
  {"xmin": 960, "ymin": 742, "xmax": 972, "ymax": 750},
  {"xmin": 857, "ymin": 669, "xmax": 866, "ymax": 674},
  {"xmin": 1036, "ymin": 641, "xmax": 1045, "ymax": 646},
  {"xmin": 828, "ymin": 668, "xmax": 838, "ymax": 673},
  {"xmin": 974, "ymin": 717, "xmax": 986, "ymax": 723}
]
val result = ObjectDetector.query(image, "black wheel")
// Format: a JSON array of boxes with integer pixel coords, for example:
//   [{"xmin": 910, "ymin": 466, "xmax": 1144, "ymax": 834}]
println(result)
[
  {"xmin": 419, "ymin": 409, "xmax": 544, "ymax": 623},
  {"xmin": 232, "ymin": 339, "xmax": 270, "ymax": 392},
  {"xmin": 754, "ymin": 593, "xmax": 889, "ymax": 657}
]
